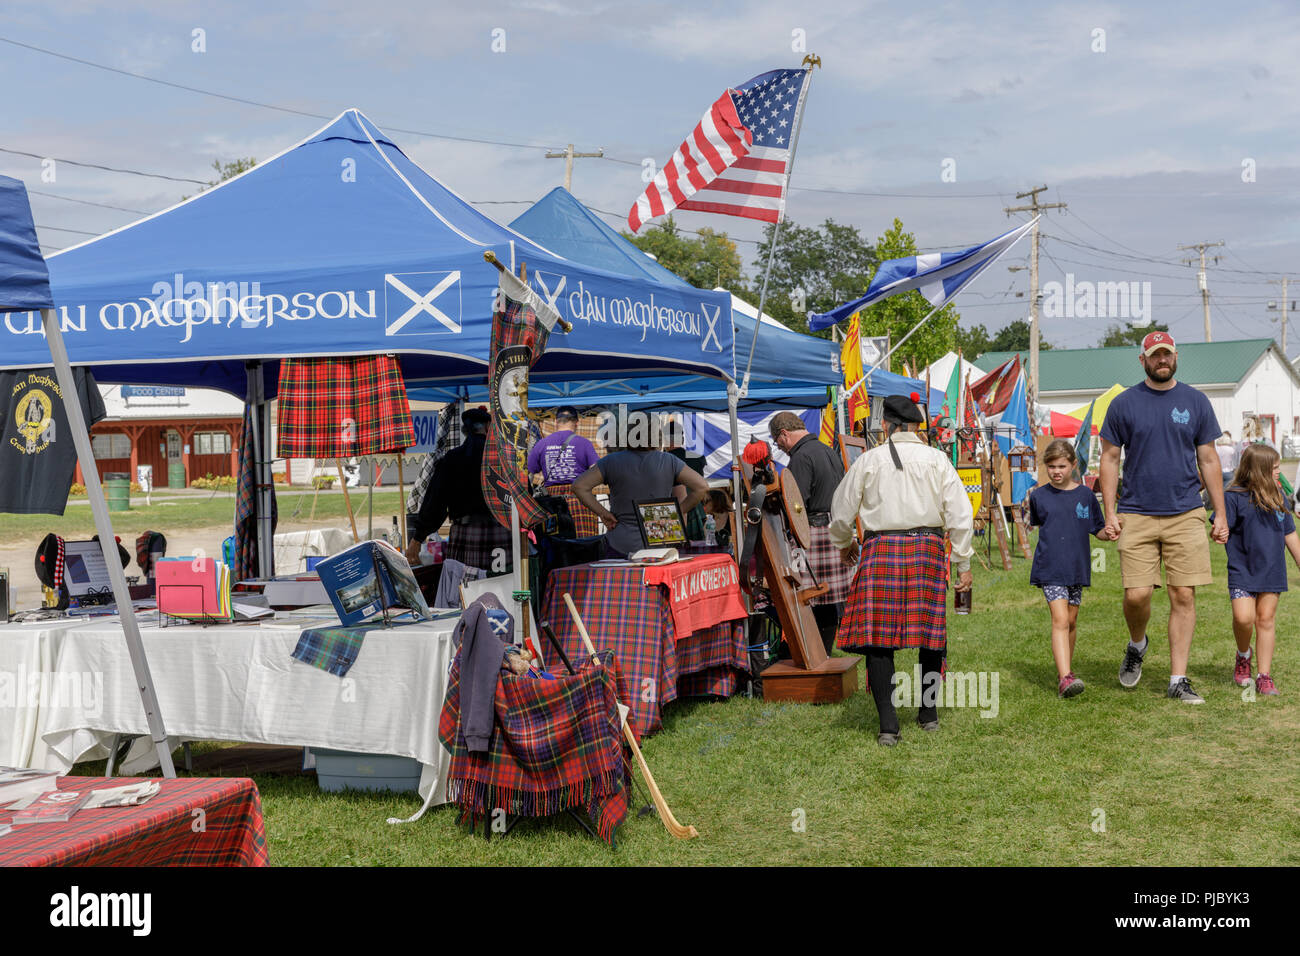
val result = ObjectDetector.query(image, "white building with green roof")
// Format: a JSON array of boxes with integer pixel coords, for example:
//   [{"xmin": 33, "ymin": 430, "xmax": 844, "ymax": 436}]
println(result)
[{"xmin": 973, "ymin": 338, "xmax": 1300, "ymax": 446}]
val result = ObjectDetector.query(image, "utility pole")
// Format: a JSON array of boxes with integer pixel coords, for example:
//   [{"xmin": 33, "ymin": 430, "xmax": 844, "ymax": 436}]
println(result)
[
  {"xmin": 1268, "ymin": 277, "xmax": 1294, "ymax": 357},
  {"xmin": 1178, "ymin": 241, "xmax": 1223, "ymax": 342},
  {"xmin": 544, "ymin": 143, "xmax": 604, "ymax": 191},
  {"xmin": 1004, "ymin": 185, "xmax": 1066, "ymax": 406}
]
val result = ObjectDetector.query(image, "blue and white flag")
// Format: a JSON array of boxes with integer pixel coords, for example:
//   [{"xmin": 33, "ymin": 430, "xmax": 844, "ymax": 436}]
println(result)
[
  {"xmin": 996, "ymin": 368, "xmax": 1036, "ymax": 504},
  {"xmin": 808, "ymin": 218, "xmax": 1037, "ymax": 331}
]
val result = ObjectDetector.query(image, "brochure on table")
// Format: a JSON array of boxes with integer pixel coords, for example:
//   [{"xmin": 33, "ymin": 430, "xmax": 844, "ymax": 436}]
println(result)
[{"xmin": 316, "ymin": 540, "xmax": 433, "ymax": 627}]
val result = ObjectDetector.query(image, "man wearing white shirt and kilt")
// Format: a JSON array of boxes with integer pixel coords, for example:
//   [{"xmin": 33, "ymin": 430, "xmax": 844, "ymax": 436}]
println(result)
[{"xmin": 830, "ymin": 393, "xmax": 974, "ymax": 746}]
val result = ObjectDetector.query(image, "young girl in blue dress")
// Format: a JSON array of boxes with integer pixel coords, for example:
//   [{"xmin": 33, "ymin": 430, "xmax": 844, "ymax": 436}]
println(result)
[
  {"xmin": 1028, "ymin": 440, "xmax": 1113, "ymax": 698},
  {"xmin": 1222, "ymin": 443, "xmax": 1300, "ymax": 695}
]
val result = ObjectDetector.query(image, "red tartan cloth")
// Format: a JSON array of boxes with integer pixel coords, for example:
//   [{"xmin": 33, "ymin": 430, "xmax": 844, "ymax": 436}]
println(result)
[
  {"xmin": 642, "ymin": 554, "xmax": 747, "ymax": 637},
  {"xmin": 438, "ymin": 650, "xmax": 630, "ymax": 844},
  {"xmin": 275, "ymin": 355, "xmax": 415, "ymax": 458},
  {"xmin": 541, "ymin": 562, "xmax": 749, "ymax": 737},
  {"xmin": 0, "ymin": 776, "xmax": 268, "ymax": 867},
  {"xmin": 837, "ymin": 533, "xmax": 948, "ymax": 652}
]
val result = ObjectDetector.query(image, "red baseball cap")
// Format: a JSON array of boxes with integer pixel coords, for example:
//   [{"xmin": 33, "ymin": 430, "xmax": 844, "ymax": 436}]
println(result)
[{"xmin": 1141, "ymin": 330, "xmax": 1176, "ymax": 356}]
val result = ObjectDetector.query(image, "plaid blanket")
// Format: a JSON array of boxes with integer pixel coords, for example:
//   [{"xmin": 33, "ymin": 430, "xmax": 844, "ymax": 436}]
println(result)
[
  {"xmin": 438, "ymin": 649, "xmax": 631, "ymax": 845},
  {"xmin": 290, "ymin": 619, "xmax": 425, "ymax": 677},
  {"xmin": 276, "ymin": 355, "xmax": 415, "ymax": 458},
  {"xmin": 837, "ymin": 533, "xmax": 948, "ymax": 652}
]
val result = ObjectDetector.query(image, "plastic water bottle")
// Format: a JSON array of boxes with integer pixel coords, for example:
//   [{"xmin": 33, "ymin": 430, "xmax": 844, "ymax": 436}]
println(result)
[{"xmin": 704, "ymin": 514, "xmax": 717, "ymax": 547}]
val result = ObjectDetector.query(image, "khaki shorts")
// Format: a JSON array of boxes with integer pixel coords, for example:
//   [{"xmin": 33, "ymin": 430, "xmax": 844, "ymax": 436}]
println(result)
[{"xmin": 1116, "ymin": 508, "xmax": 1213, "ymax": 590}]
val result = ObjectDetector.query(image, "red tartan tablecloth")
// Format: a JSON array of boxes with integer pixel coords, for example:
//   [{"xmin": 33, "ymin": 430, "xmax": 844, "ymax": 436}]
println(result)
[
  {"xmin": 540, "ymin": 561, "xmax": 749, "ymax": 738},
  {"xmin": 0, "ymin": 776, "xmax": 269, "ymax": 867}
]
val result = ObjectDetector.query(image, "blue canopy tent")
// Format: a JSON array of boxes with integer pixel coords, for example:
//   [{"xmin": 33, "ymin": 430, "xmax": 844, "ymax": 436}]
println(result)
[
  {"xmin": 1, "ymin": 112, "xmax": 735, "ymax": 396},
  {"xmin": 1, "ymin": 175, "xmax": 175, "ymax": 775},
  {"xmin": 1, "ymin": 110, "xmax": 739, "ymax": 568},
  {"xmin": 412, "ymin": 187, "xmax": 844, "ymax": 406}
]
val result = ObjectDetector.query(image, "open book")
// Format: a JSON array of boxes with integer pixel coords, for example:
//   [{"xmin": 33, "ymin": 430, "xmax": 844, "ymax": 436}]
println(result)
[
  {"xmin": 629, "ymin": 548, "xmax": 680, "ymax": 565},
  {"xmin": 315, "ymin": 540, "xmax": 433, "ymax": 627}
]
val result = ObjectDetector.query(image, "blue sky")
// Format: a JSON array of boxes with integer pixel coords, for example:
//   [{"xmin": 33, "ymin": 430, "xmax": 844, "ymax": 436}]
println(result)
[{"xmin": 4, "ymin": 0, "xmax": 1299, "ymax": 353}]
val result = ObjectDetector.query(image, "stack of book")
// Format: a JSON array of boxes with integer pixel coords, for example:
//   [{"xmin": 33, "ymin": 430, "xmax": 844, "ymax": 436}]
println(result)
[{"xmin": 155, "ymin": 557, "xmax": 233, "ymax": 622}]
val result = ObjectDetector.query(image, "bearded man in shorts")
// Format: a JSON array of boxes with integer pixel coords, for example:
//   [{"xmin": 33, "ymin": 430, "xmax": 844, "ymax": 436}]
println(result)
[{"xmin": 1098, "ymin": 331, "xmax": 1229, "ymax": 703}]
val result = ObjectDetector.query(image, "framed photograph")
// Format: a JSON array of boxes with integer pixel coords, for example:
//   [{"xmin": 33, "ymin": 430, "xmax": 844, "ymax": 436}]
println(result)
[{"xmin": 633, "ymin": 497, "xmax": 689, "ymax": 550}]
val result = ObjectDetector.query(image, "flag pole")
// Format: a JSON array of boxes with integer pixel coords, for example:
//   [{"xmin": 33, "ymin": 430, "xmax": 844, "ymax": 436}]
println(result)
[{"xmin": 739, "ymin": 55, "xmax": 820, "ymax": 396}]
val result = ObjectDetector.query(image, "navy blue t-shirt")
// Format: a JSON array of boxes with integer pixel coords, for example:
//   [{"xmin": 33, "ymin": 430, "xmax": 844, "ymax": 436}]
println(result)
[
  {"xmin": 1222, "ymin": 488, "xmax": 1295, "ymax": 593},
  {"xmin": 1029, "ymin": 484, "xmax": 1106, "ymax": 587},
  {"xmin": 1099, "ymin": 381, "xmax": 1220, "ymax": 515}
]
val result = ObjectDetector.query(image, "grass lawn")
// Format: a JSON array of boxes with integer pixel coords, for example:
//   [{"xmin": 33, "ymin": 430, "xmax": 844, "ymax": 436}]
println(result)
[
  {"xmin": 72, "ymin": 535, "xmax": 1300, "ymax": 866},
  {"xmin": 0, "ymin": 489, "xmax": 409, "ymax": 540}
]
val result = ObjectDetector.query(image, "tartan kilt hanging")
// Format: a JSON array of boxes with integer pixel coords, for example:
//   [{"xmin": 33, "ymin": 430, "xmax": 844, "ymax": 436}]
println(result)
[
  {"xmin": 275, "ymin": 355, "xmax": 415, "ymax": 459},
  {"xmin": 801, "ymin": 524, "xmax": 853, "ymax": 606}
]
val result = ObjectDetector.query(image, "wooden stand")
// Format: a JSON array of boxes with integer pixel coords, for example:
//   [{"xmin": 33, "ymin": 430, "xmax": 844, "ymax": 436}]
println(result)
[{"xmin": 740, "ymin": 459, "xmax": 858, "ymax": 704}]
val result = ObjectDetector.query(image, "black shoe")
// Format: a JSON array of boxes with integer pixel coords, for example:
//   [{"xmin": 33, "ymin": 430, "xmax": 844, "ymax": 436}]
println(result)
[
  {"xmin": 916, "ymin": 717, "xmax": 939, "ymax": 731},
  {"xmin": 877, "ymin": 732, "xmax": 900, "ymax": 746},
  {"xmin": 1166, "ymin": 677, "xmax": 1205, "ymax": 704},
  {"xmin": 1119, "ymin": 639, "xmax": 1146, "ymax": 688}
]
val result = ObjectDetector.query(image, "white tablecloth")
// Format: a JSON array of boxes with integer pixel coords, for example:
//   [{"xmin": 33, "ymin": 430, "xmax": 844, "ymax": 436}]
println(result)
[{"xmin": 0, "ymin": 613, "xmax": 456, "ymax": 806}]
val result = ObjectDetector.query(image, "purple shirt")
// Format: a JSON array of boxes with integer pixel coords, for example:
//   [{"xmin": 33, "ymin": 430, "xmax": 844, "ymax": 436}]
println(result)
[{"xmin": 527, "ymin": 430, "xmax": 598, "ymax": 486}]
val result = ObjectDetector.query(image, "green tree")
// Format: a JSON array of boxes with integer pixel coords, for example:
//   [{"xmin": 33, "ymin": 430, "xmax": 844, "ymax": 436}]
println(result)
[
  {"xmin": 747, "ymin": 217, "xmax": 877, "ymax": 335},
  {"xmin": 1098, "ymin": 321, "xmax": 1168, "ymax": 347},
  {"xmin": 954, "ymin": 323, "xmax": 993, "ymax": 359},
  {"xmin": 989, "ymin": 319, "xmax": 1053, "ymax": 352},
  {"xmin": 181, "ymin": 157, "xmax": 257, "ymax": 200},
  {"xmin": 621, "ymin": 216, "xmax": 747, "ymax": 297},
  {"xmin": 854, "ymin": 218, "xmax": 959, "ymax": 374}
]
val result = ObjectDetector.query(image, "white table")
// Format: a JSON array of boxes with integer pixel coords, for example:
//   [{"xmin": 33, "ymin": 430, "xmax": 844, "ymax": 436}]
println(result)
[{"xmin": 0, "ymin": 611, "xmax": 456, "ymax": 808}]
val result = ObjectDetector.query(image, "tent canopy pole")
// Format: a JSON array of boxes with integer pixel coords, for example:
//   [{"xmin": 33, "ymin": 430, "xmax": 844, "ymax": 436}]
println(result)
[{"xmin": 42, "ymin": 309, "xmax": 176, "ymax": 777}]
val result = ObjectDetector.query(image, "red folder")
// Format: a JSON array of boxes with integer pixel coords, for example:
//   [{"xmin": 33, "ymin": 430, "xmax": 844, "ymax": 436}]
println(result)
[{"xmin": 156, "ymin": 558, "xmax": 225, "ymax": 618}]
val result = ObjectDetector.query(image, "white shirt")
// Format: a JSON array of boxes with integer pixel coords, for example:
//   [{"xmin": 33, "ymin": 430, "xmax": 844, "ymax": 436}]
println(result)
[{"xmin": 829, "ymin": 431, "xmax": 975, "ymax": 573}]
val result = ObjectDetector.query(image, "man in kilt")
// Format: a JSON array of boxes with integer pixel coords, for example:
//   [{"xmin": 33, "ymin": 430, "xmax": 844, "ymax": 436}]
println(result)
[
  {"xmin": 830, "ymin": 394, "xmax": 973, "ymax": 746},
  {"xmin": 409, "ymin": 406, "xmax": 513, "ymax": 574},
  {"xmin": 769, "ymin": 411, "xmax": 850, "ymax": 655}
]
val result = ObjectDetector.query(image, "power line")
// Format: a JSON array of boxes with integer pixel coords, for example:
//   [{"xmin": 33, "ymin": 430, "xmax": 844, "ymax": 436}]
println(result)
[
  {"xmin": 0, "ymin": 35, "xmax": 559, "ymax": 153},
  {"xmin": 27, "ymin": 189, "xmax": 150, "ymax": 214},
  {"xmin": 35, "ymin": 222, "xmax": 101, "ymax": 235},
  {"xmin": 0, "ymin": 146, "xmax": 209, "ymax": 185}
]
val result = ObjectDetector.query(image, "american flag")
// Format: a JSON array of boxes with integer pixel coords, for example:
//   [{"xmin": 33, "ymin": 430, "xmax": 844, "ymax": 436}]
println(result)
[{"xmin": 627, "ymin": 68, "xmax": 810, "ymax": 234}]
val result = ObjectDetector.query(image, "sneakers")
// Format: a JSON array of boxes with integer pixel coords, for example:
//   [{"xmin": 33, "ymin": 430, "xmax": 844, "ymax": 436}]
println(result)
[
  {"xmin": 877, "ymin": 732, "xmax": 900, "ymax": 747},
  {"xmin": 1058, "ymin": 673, "xmax": 1085, "ymax": 698},
  {"xmin": 1166, "ymin": 677, "xmax": 1205, "ymax": 704},
  {"xmin": 1256, "ymin": 674, "xmax": 1279, "ymax": 696},
  {"xmin": 1119, "ymin": 640, "xmax": 1146, "ymax": 688},
  {"xmin": 1234, "ymin": 654, "xmax": 1253, "ymax": 688}
]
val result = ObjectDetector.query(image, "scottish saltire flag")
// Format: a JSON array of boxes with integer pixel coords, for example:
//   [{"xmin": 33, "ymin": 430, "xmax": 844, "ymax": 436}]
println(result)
[
  {"xmin": 686, "ymin": 409, "xmax": 820, "ymax": 479},
  {"xmin": 808, "ymin": 218, "xmax": 1038, "ymax": 331},
  {"xmin": 1073, "ymin": 399, "xmax": 1096, "ymax": 479},
  {"xmin": 628, "ymin": 68, "xmax": 810, "ymax": 233}
]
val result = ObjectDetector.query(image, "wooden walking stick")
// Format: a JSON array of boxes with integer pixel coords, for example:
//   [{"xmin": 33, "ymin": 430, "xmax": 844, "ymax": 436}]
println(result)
[{"xmin": 563, "ymin": 593, "xmax": 699, "ymax": 840}]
